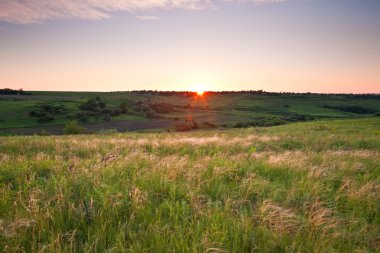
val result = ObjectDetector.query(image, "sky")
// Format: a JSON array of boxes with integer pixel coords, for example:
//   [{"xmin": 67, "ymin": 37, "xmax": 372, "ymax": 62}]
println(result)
[{"xmin": 0, "ymin": 0, "xmax": 379, "ymax": 93}]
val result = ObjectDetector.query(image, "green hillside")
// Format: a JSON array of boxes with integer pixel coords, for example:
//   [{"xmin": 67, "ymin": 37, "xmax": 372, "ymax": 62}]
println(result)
[{"xmin": 1, "ymin": 91, "xmax": 379, "ymax": 135}]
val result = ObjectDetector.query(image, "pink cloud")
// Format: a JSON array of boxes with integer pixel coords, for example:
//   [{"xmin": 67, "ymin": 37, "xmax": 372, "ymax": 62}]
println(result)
[{"xmin": 0, "ymin": 0, "xmax": 285, "ymax": 24}]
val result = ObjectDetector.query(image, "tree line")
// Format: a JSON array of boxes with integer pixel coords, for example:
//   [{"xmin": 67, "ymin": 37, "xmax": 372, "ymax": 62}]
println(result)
[{"xmin": 0, "ymin": 88, "xmax": 31, "ymax": 95}]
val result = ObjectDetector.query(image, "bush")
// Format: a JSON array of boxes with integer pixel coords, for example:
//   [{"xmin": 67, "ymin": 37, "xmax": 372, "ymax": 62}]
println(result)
[
  {"xmin": 29, "ymin": 104, "xmax": 68, "ymax": 122},
  {"xmin": 80, "ymin": 97, "xmax": 106, "ymax": 112},
  {"xmin": 110, "ymin": 109, "xmax": 121, "ymax": 116},
  {"xmin": 79, "ymin": 98, "xmax": 100, "ymax": 112},
  {"xmin": 39, "ymin": 104, "xmax": 68, "ymax": 115},
  {"xmin": 119, "ymin": 102, "xmax": 129, "ymax": 114},
  {"xmin": 64, "ymin": 121, "xmax": 85, "ymax": 135},
  {"xmin": 29, "ymin": 111, "xmax": 38, "ymax": 117},
  {"xmin": 103, "ymin": 114, "xmax": 111, "ymax": 121},
  {"xmin": 99, "ymin": 101, "xmax": 106, "ymax": 109},
  {"xmin": 74, "ymin": 112, "xmax": 90, "ymax": 122},
  {"xmin": 234, "ymin": 122, "xmax": 247, "ymax": 128}
]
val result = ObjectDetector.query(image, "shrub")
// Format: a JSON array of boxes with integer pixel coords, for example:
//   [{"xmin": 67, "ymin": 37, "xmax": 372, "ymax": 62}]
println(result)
[
  {"xmin": 39, "ymin": 104, "xmax": 68, "ymax": 115},
  {"xmin": 79, "ymin": 98, "xmax": 100, "ymax": 112},
  {"xmin": 79, "ymin": 97, "xmax": 107, "ymax": 112},
  {"xmin": 64, "ymin": 121, "xmax": 85, "ymax": 135},
  {"xmin": 109, "ymin": 109, "xmax": 121, "ymax": 116},
  {"xmin": 29, "ymin": 104, "xmax": 68, "ymax": 122},
  {"xmin": 234, "ymin": 122, "xmax": 247, "ymax": 128},
  {"xmin": 74, "ymin": 112, "xmax": 90, "ymax": 122},
  {"xmin": 99, "ymin": 101, "xmax": 106, "ymax": 109},
  {"xmin": 103, "ymin": 114, "xmax": 111, "ymax": 121},
  {"xmin": 119, "ymin": 102, "xmax": 129, "ymax": 114},
  {"xmin": 29, "ymin": 110, "xmax": 38, "ymax": 117}
]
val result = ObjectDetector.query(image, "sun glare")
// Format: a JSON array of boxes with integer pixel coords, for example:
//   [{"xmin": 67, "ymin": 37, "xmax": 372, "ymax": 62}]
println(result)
[{"xmin": 194, "ymin": 84, "xmax": 205, "ymax": 96}]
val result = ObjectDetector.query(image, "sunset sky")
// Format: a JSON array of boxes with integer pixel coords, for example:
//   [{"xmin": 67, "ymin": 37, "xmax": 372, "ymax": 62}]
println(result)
[{"xmin": 0, "ymin": 0, "xmax": 379, "ymax": 93}]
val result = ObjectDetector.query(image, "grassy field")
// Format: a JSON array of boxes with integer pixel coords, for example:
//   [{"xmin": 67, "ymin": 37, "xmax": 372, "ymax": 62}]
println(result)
[
  {"xmin": 0, "ymin": 118, "xmax": 379, "ymax": 252},
  {"xmin": 1, "ymin": 91, "xmax": 379, "ymax": 134}
]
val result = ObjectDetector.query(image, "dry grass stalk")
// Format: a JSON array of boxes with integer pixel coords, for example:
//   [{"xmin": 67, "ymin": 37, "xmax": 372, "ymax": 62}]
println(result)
[
  {"xmin": 307, "ymin": 200, "xmax": 337, "ymax": 234},
  {"xmin": 0, "ymin": 218, "xmax": 36, "ymax": 238},
  {"xmin": 308, "ymin": 166, "xmax": 329, "ymax": 179},
  {"xmin": 128, "ymin": 187, "xmax": 147, "ymax": 207},
  {"xmin": 266, "ymin": 151, "xmax": 309, "ymax": 169},
  {"xmin": 257, "ymin": 200, "xmax": 301, "ymax": 234},
  {"xmin": 101, "ymin": 154, "xmax": 118, "ymax": 166},
  {"xmin": 338, "ymin": 179, "xmax": 380, "ymax": 201}
]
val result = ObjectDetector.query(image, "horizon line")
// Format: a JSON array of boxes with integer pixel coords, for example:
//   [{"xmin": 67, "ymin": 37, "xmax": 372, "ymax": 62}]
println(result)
[{"xmin": 2, "ymin": 88, "xmax": 379, "ymax": 95}]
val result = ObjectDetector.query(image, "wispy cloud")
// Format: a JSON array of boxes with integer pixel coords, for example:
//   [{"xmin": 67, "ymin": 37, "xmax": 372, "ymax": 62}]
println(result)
[
  {"xmin": 225, "ymin": 0, "xmax": 285, "ymax": 3},
  {"xmin": 0, "ymin": 0, "xmax": 285, "ymax": 24},
  {"xmin": 137, "ymin": 15, "xmax": 161, "ymax": 21}
]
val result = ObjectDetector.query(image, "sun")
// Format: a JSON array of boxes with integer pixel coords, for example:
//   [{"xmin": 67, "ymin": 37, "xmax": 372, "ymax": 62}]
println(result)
[
  {"xmin": 196, "ymin": 89, "xmax": 204, "ymax": 96},
  {"xmin": 194, "ymin": 84, "xmax": 205, "ymax": 96}
]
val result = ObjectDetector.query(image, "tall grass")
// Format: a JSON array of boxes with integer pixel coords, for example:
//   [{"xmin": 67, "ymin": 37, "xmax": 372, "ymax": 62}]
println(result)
[{"xmin": 0, "ymin": 118, "xmax": 379, "ymax": 252}]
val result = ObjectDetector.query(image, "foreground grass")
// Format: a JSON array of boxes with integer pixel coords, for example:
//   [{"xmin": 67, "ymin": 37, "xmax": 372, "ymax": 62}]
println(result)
[{"xmin": 0, "ymin": 118, "xmax": 379, "ymax": 252}]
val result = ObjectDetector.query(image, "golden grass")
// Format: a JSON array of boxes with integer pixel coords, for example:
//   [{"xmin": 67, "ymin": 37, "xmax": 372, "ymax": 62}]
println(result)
[
  {"xmin": 257, "ymin": 200, "xmax": 301, "ymax": 234},
  {"xmin": 0, "ymin": 118, "xmax": 379, "ymax": 252}
]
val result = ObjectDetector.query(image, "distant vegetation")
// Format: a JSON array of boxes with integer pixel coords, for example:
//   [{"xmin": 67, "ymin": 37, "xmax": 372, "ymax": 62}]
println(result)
[
  {"xmin": 234, "ymin": 116, "xmax": 287, "ymax": 128},
  {"xmin": 27, "ymin": 97, "xmax": 131, "ymax": 124},
  {"xmin": 29, "ymin": 104, "xmax": 69, "ymax": 122},
  {"xmin": 323, "ymin": 105, "xmax": 376, "ymax": 114},
  {"xmin": 75, "ymin": 96, "xmax": 121, "ymax": 122},
  {"xmin": 114, "ymin": 89, "xmax": 380, "ymax": 98},
  {"xmin": 1, "ymin": 89, "xmax": 379, "ymax": 134},
  {"xmin": 63, "ymin": 121, "xmax": 86, "ymax": 135},
  {"xmin": 0, "ymin": 88, "xmax": 31, "ymax": 95}
]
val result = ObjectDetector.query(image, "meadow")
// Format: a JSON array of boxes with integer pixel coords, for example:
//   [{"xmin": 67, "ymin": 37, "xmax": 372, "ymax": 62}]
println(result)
[
  {"xmin": 0, "ymin": 118, "xmax": 379, "ymax": 252},
  {"xmin": 1, "ymin": 90, "xmax": 379, "ymax": 134}
]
